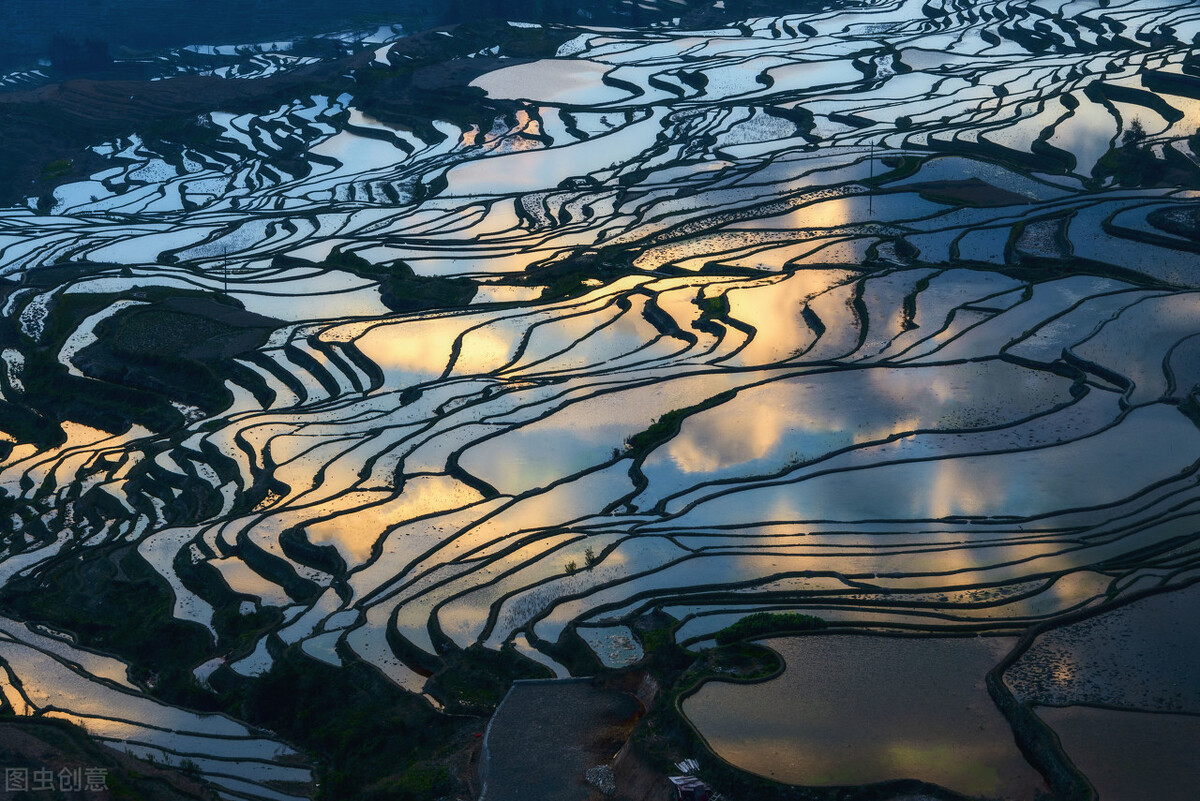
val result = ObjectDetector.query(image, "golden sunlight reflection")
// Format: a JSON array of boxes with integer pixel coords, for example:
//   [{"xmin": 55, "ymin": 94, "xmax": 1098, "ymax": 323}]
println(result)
[
  {"xmin": 438, "ymin": 465, "xmax": 632, "ymax": 558},
  {"xmin": 304, "ymin": 475, "xmax": 482, "ymax": 565},
  {"xmin": 0, "ymin": 421, "xmax": 151, "ymax": 496},
  {"xmin": 682, "ymin": 635, "xmax": 1045, "ymax": 799},
  {"xmin": 0, "ymin": 673, "xmax": 32, "ymax": 716},
  {"xmin": 1051, "ymin": 655, "xmax": 1079, "ymax": 687},
  {"xmin": 210, "ymin": 558, "xmax": 293, "ymax": 606},
  {"xmin": 723, "ymin": 269, "xmax": 853, "ymax": 364},
  {"xmin": 744, "ymin": 195, "xmax": 857, "ymax": 231},
  {"xmin": 355, "ymin": 316, "xmax": 484, "ymax": 380}
]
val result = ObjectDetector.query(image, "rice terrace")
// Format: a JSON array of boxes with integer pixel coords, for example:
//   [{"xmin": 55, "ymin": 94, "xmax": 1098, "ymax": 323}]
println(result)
[{"xmin": 0, "ymin": 0, "xmax": 1198, "ymax": 798}]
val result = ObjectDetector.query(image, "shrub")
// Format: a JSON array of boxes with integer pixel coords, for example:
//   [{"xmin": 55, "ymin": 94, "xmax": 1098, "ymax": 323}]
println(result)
[
  {"xmin": 713, "ymin": 612, "xmax": 827, "ymax": 645},
  {"xmin": 1121, "ymin": 118, "xmax": 1147, "ymax": 149}
]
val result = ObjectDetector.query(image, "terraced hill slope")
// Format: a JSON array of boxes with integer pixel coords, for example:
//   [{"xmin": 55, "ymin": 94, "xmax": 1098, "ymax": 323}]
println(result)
[{"xmin": 2, "ymin": 1, "xmax": 1200, "ymax": 798}]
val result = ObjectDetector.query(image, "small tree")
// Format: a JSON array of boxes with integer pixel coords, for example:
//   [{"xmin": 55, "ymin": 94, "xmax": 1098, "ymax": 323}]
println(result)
[
  {"xmin": 584, "ymin": 547, "xmax": 597, "ymax": 569},
  {"xmin": 1122, "ymin": 118, "xmax": 1147, "ymax": 150},
  {"xmin": 565, "ymin": 560, "xmax": 578, "ymax": 575},
  {"xmin": 1110, "ymin": 117, "xmax": 1162, "ymax": 187}
]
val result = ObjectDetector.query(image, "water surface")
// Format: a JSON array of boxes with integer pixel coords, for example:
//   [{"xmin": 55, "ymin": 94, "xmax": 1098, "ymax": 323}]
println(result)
[{"xmin": 683, "ymin": 635, "xmax": 1045, "ymax": 799}]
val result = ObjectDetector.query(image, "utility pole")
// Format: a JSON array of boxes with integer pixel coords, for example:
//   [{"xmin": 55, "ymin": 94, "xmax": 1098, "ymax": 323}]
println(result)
[{"xmin": 869, "ymin": 138, "xmax": 875, "ymax": 216}]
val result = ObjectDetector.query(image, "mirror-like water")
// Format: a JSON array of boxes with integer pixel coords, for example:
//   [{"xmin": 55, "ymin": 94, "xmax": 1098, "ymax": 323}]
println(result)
[{"xmin": 683, "ymin": 635, "xmax": 1046, "ymax": 799}]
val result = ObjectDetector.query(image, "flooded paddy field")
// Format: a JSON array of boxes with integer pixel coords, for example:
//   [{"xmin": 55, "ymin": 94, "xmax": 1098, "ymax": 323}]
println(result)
[
  {"xmin": 1, "ymin": 0, "xmax": 1200, "ymax": 797},
  {"xmin": 1032, "ymin": 707, "xmax": 1200, "ymax": 801},
  {"xmin": 682, "ymin": 635, "xmax": 1045, "ymax": 798}
]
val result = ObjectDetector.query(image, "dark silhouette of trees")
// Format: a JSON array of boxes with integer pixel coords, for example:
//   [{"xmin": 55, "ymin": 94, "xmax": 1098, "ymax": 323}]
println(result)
[
  {"xmin": 1121, "ymin": 118, "xmax": 1147, "ymax": 149},
  {"xmin": 1101, "ymin": 117, "xmax": 1165, "ymax": 187}
]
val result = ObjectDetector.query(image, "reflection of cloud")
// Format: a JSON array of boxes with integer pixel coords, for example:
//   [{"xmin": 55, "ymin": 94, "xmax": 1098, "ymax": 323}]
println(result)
[
  {"xmin": 659, "ymin": 360, "xmax": 1063, "ymax": 480},
  {"xmin": 666, "ymin": 403, "xmax": 784, "ymax": 472},
  {"xmin": 866, "ymin": 365, "xmax": 957, "ymax": 409},
  {"xmin": 356, "ymin": 317, "xmax": 464, "ymax": 380},
  {"xmin": 662, "ymin": 378, "xmax": 865, "ymax": 475},
  {"xmin": 304, "ymin": 475, "xmax": 480, "ymax": 564},
  {"xmin": 3, "ymin": 421, "xmax": 150, "ymax": 499},
  {"xmin": 926, "ymin": 457, "xmax": 1003, "ymax": 518},
  {"xmin": 724, "ymin": 269, "xmax": 850, "ymax": 365},
  {"xmin": 452, "ymin": 321, "xmax": 524, "ymax": 375}
]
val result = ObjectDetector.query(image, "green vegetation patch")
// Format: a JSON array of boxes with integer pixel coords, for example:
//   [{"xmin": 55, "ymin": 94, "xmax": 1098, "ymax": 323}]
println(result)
[
  {"xmin": 360, "ymin": 762, "xmax": 452, "ymax": 801},
  {"xmin": 0, "ymin": 546, "xmax": 216, "ymax": 709},
  {"xmin": 697, "ymin": 294, "xmax": 728, "ymax": 317},
  {"xmin": 714, "ymin": 612, "xmax": 828, "ymax": 645},
  {"xmin": 40, "ymin": 158, "xmax": 73, "ymax": 180},
  {"xmin": 625, "ymin": 389, "xmax": 737, "ymax": 458},
  {"xmin": 1094, "ymin": 121, "xmax": 1200, "ymax": 189},
  {"xmin": 427, "ymin": 644, "xmax": 552, "ymax": 713},
  {"xmin": 284, "ymin": 251, "xmax": 477, "ymax": 312},
  {"xmin": 674, "ymin": 642, "xmax": 783, "ymax": 690},
  {"xmin": 0, "ymin": 286, "xmax": 279, "ymax": 446},
  {"xmin": 1146, "ymin": 204, "xmax": 1200, "ymax": 242},
  {"xmin": 77, "ymin": 294, "xmax": 281, "ymax": 415},
  {"xmin": 0, "ymin": 717, "xmax": 220, "ymax": 800},
  {"xmin": 228, "ymin": 648, "xmax": 476, "ymax": 801}
]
